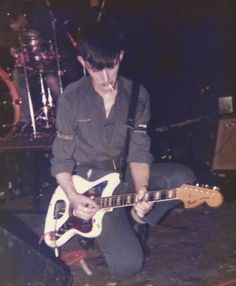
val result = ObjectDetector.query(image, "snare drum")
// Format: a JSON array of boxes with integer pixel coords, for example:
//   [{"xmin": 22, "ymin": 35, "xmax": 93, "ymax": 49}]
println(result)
[
  {"xmin": 13, "ymin": 30, "xmax": 55, "ymax": 70},
  {"xmin": 12, "ymin": 30, "xmax": 41, "ymax": 70},
  {"xmin": 0, "ymin": 68, "xmax": 20, "ymax": 138},
  {"xmin": 19, "ymin": 30, "xmax": 41, "ymax": 47}
]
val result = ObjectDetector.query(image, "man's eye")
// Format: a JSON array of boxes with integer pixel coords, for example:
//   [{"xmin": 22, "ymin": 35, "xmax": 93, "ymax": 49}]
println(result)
[{"xmin": 107, "ymin": 66, "xmax": 115, "ymax": 70}]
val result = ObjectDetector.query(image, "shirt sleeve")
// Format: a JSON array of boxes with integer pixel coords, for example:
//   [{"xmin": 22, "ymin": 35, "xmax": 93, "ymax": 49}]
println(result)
[
  {"xmin": 50, "ymin": 91, "xmax": 76, "ymax": 176},
  {"xmin": 127, "ymin": 85, "xmax": 154, "ymax": 165}
]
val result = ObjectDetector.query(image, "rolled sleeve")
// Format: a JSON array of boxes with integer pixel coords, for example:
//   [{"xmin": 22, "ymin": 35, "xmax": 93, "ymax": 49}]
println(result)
[
  {"xmin": 51, "ymin": 137, "xmax": 76, "ymax": 176},
  {"xmin": 50, "ymin": 89, "xmax": 76, "ymax": 176},
  {"xmin": 127, "ymin": 85, "xmax": 153, "ymax": 165}
]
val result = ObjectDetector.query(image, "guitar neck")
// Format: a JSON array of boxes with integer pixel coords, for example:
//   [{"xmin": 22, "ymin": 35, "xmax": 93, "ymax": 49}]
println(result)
[{"xmin": 95, "ymin": 188, "xmax": 177, "ymax": 209}]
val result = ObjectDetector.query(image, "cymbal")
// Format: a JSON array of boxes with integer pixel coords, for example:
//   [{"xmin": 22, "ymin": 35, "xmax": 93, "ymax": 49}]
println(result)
[{"xmin": 0, "ymin": 31, "xmax": 18, "ymax": 49}]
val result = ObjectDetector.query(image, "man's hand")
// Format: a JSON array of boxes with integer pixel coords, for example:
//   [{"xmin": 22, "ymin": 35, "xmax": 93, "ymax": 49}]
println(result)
[
  {"xmin": 55, "ymin": 172, "xmax": 100, "ymax": 220},
  {"xmin": 133, "ymin": 186, "xmax": 154, "ymax": 218},
  {"xmin": 70, "ymin": 193, "xmax": 99, "ymax": 220}
]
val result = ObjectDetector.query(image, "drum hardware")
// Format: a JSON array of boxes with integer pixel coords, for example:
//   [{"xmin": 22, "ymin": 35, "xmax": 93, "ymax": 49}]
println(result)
[
  {"xmin": 12, "ymin": 31, "xmax": 56, "ymax": 72},
  {"xmin": 16, "ymin": 29, "xmax": 57, "ymax": 138},
  {"xmin": 15, "ymin": 75, "xmax": 56, "ymax": 135},
  {"xmin": 0, "ymin": 68, "xmax": 20, "ymax": 139},
  {"xmin": 46, "ymin": 1, "xmax": 63, "ymax": 95},
  {"xmin": 39, "ymin": 72, "xmax": 54, "ymax": 129},
  {"xmin": 34, "ymin": 106, "xmax": 56, "ymax": 132},
  {"xmin": 18, "ymin": 34, "xmax": 37, "ymax": 138},
  {"xmin": 97, "ymin": 0, "xmax": 107, "ymax": 21},
  {"xmin": 14, "ymin": 97, "xmax": 22, "ymax": 105},
  {"xmin": 19, "ymin": 30, "xmax": 41, "ymax": 48},
  {"xmin": 0, "ymin": 67, "xmax": 56, "ymax": 138}
]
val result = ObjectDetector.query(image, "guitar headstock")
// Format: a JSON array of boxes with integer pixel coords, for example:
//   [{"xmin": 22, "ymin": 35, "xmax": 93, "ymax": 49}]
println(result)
[{"xmin": 176, "ymin": 184, "xmax": 224, "ymax": 209}]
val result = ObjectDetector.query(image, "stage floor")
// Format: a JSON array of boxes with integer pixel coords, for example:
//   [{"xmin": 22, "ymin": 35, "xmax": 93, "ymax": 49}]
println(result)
[{"xmin": 0, "ymin": 184, "xmax": 236, "ymax": 286}]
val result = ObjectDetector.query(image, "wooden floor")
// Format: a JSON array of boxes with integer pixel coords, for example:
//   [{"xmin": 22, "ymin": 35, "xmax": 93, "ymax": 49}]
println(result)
[{"xmin": 0, "ymin": 182, "xmax": 236, "ymax": 286}]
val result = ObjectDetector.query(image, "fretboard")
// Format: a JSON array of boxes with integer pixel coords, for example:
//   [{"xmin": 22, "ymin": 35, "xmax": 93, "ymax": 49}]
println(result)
[{"xmin": 95, "ymin": 188, "xmax": 178, "ymax": 209}]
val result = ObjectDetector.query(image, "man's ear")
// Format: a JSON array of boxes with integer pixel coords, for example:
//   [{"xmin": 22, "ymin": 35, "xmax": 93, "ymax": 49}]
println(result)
[{"xmin": 77, "ymin": 56, "xmax": 85, "ymax": 67}]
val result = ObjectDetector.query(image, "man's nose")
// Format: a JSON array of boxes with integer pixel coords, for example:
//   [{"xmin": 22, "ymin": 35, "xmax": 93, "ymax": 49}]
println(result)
[{"xmin": 102, "ymin": 69, "xmax": 110, "ymax": 82}]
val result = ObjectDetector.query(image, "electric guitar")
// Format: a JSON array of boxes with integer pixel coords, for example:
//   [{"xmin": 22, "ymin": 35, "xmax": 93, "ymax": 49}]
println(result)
[{"xmin": 44, "ymin": 173, "xmax": 223, "ymax": 249}]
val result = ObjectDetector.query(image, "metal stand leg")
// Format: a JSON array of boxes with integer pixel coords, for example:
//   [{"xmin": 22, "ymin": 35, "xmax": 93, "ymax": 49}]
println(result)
[{"xmin": 18, "ymin": 33, "xmax": 38, "ymax": 137}]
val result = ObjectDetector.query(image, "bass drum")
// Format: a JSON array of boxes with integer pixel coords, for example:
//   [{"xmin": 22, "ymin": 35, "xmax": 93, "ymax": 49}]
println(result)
[{"xmin": 0, "ymin": 68, "xmax": 20, "ymax": 138}]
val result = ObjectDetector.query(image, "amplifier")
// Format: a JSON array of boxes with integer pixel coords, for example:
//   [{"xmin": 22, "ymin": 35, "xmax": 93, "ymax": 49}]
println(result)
[{"xmin": 212, "ymin": 117, "xmax": 236, "ymax": 170}]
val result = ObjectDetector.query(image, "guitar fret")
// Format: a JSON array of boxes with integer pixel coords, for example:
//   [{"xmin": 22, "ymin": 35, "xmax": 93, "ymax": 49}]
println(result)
[
  {"xmin": 126, "ymin": 194, "xmax": 132, "ymax": 205},
  {"xmin": 103, "ymin": 198, "xmax": 107, "ymax": 208},
  {"xmin": 116, "ymin": 196, "xmax": 121, "ymax": 206},
  {"xmin": 154, "ymin": 192, "xmax": 160, "ymax": 200},
  {"xmin": 144, "ymin": 192, "xmax": 149, "ymax": 202},
  {"xmin": 168, "ymin": 189, "xmax": 174, "ymax": 199}
]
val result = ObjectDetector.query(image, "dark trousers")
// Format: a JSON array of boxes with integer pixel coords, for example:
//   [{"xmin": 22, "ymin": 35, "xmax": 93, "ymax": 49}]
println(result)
[{"xmin": 96, "ymin": 162, "xmax": 197, "ymax": 277}]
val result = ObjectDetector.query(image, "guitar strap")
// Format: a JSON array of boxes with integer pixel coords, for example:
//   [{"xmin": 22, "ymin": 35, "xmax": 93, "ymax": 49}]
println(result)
[{"xmin": 119, "ymin": 81, "xmax": 140, "ymax": 181}]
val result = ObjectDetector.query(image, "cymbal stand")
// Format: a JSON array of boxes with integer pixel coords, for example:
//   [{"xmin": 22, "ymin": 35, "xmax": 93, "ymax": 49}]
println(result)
[
  {"xmin": 47, "ymin": 87, "xmax": 53, "ymax": 108},
  {"xmin": 97, "ymin": 0, "xmax": 107, "ymax": 22},
  {"xmin": 39, "ymin": 71, "xmax": 49, "ymax": 128},
  {"xmin": 18, "ymin": 36, "xmax": 37, "ymax": 138},
  {"xmin": 46, "ymin": 1, "xmax": 63, "ymax": 95},
  {"xmin": 35, "ymin": 73, "xmax": 55, "ymax": 131}
]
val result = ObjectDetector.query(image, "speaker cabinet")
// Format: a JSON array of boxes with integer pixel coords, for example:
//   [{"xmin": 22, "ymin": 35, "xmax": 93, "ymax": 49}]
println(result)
[
  {"xmin": 212, "ymin": 117, "xmax": 236, "ymax": 170},
  {"xmin": 0, "ymin": 215, "xmax": 69, "ymax": 286}
]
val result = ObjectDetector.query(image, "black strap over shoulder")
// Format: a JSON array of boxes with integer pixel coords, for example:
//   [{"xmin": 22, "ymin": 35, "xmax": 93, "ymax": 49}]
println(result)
[{"xmin": 119, "ymin": 81, "xmax": 140, "ymax": 181}]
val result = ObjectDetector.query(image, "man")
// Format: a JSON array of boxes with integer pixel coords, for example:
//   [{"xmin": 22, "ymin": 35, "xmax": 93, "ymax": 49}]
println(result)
[{"xmin": 51, "ymin": 21, "xmax": 196, "ymax": 277}]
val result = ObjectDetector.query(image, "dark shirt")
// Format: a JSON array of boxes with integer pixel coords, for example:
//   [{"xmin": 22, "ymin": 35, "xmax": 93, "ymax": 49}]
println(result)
[{"xmin": 51, "ymin": 75, "xmax": 153, "ymax": 178}]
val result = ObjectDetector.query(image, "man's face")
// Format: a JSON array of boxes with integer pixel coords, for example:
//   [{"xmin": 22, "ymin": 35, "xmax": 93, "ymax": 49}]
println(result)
[{"xmin": 78, "ymin": 52, "xmax": 124, "ymax": 93}]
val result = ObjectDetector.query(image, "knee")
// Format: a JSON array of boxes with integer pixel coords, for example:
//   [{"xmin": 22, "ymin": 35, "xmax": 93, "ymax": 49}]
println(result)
[
  {"xmin": 150, "ymin": 162, "xmax": 197, "ymax": 188},
  {"xmin": 172, "ymin": 163, "xmax": 197, "ymax": 184}
]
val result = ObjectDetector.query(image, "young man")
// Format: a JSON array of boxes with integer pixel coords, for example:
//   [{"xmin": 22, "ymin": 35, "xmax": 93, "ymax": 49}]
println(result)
[{"xmin": 51, "ymin": 21, "xmax": 196, "ymax": 277}]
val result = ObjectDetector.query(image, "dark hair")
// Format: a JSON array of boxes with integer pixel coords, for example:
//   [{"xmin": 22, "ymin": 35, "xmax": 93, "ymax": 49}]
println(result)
[{"xmin": 77, "ymin": 21, "xmax": 124, "ymax": 70}]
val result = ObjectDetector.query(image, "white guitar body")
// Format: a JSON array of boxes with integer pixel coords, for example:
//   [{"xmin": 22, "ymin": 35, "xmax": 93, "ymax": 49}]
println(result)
[
  {"xmin": 44, "ymin": 173, "xmax": 121, "ymax": 248},
  {"xmin": 44, "ymin": 172, "xmax": 223, "ymax": 249}
]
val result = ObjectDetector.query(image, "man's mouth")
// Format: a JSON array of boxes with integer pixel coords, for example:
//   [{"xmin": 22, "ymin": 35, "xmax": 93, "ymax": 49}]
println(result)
[{"xmin": 104, "ymin": 82, "xmax": 115, "ymax": 90}]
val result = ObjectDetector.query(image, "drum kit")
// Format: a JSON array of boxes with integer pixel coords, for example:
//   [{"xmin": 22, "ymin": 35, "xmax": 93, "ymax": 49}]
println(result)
[{"xmin": 0, "ymin": 28, "xmax": 62, "ymax": 140}]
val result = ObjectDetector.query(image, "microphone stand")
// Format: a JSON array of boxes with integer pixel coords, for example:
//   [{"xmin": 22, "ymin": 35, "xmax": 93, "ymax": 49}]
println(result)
[{"xmin": 45, "ymin": 0, "xmax": 63, "ymax": 95}]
